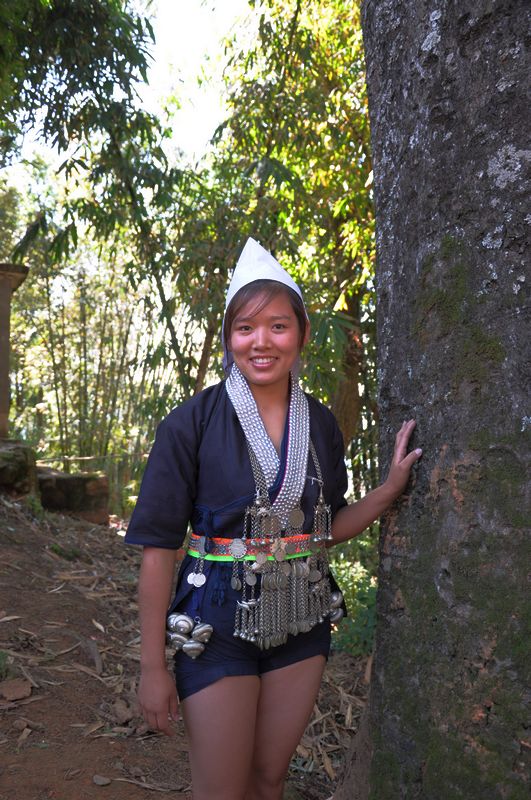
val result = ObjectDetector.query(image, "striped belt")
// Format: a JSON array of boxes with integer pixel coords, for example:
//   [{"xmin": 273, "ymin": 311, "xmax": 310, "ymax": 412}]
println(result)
[{"xmin": 187, "ymin": 532, "xmax": 316, "ymax": 562}]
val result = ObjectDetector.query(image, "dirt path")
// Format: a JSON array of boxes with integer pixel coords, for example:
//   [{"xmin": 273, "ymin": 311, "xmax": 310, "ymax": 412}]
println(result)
[{"xmin": 0, "ymin": 497, "xmax": 367, "ymax": 799}]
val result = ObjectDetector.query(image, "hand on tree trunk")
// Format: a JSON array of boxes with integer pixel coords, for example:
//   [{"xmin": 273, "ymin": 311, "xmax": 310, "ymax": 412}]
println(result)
[{"xmin": 383, "ymin": 420, "xmax": 422, "ymax": 500}]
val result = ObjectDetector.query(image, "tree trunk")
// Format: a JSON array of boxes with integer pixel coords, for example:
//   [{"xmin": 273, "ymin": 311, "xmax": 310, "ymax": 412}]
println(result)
[{"xmin": 336, "ymin": 1, "xmax": 529, "ymax": 797}]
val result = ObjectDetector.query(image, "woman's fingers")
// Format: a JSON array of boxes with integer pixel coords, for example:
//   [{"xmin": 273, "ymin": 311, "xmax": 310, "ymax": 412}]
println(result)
[
  {"xmin": 156, "ymin": 710, "xmax": 174, "ymax": 736},
  {"xmin": 394, "ymin": 420, "xmax": 417, "ymax": 464},
  {"xmin": 401, "ymin": 447, "xmax": 422, "ymax": 470},
  {"xmin": 142, "ymin": 703, "xmax": 176, "ymax": 736}
]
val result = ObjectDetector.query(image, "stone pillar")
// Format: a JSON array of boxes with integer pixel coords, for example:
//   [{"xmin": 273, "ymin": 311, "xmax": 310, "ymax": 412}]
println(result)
[{"xmin": 0, "ymin": 263, "xmax": 29, "ymax": 439}]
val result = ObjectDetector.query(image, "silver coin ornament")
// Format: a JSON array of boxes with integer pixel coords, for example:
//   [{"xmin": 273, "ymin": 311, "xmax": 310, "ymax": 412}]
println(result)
[
  {"xmin": 288, "ymin": 508, "xmax": 305, "ymax": 528},
  {"xmin": 231, "ymin": 576, "xmax": 242, "ymax": 590},
  {"xmin": 330, "ymin": 591, "xmax": 343, "ymax": 609},
  {"xmin": 182, "ymin": 640, "xmax": 205, "ymax": 659},
  {"xmin": 193, "ymin": 573, "xmax": 207, "ymax": 588},
  {"xmin": 167, "ymin": 613, "xmax": 194, "ymax": 635},
  {"xmin": 230, "ymin": 538, "xmax": 247, "ymax": 558}
]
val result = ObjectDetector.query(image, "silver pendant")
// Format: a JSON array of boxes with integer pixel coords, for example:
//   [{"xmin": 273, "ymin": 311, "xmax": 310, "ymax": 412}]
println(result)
[
  {"xmin": 309, "ymin": 569, "xmax": 322, "ymax": 583},
  {"xmin": 167, "ymin": 612, "xmax": 194, "ymax": 635},
  {"xmin": 231, "ymin": 576, "xmax": 242, "ymax": 590},
  {"xmin": 230, "ymin": 538, "xmax": 247, "ymax": 558},
  {"xmin": 330, "ymin": 607, "xmax": 344, "ymax": 623},
  {"xmin": 260, "ymin": 515, "xmax": 272, "ymax": 537},
  {"xmin": 196, "ymin": 535, "xmax": 207, "ymax": 555},
  {"xmin": 255, "ymin": 552, "xmax": 268, "ymax": 567},
  {"xmin": 270, "ymin": 515, "xmax": 281, "ymax": 535},
  {"xmin": 330, "ymin": 591, "xmax": 343, "ymax": 609},
  {"xmin": 278, "ymin": 573, "xmax": 288, "ymax": 590},
  {"xmin": 288, "ymin": 622, "xmax": 299, "ymax": 636},
  {"xmin": 192, "ymin": 622, "xmax": 213, "ymax": 643},
  {"xmin": 182, "ymin": 640, "xmax": 205, "ymax": 659},
  {"xmin": 193, "ymin": 573, "xmax": 206, "ymax": 587},
  {"xmin": 166, "ymin": 631, "xmax": 188, "ymax": 650},
  {"xmin": 245, "ymin": 571, "xmax": 257, "ymax": 586}
]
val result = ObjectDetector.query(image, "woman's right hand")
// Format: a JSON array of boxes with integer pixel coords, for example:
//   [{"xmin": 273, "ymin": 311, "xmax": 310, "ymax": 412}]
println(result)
[{"xmin": 138, "ymin": 666, "xmax": 180, "ymax": 736}]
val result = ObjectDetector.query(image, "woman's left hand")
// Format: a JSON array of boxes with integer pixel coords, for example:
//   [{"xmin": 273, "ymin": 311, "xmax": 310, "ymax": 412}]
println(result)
[{"xmin": 384, "ymin": 420, "xmax": 422, "ymax": 500}]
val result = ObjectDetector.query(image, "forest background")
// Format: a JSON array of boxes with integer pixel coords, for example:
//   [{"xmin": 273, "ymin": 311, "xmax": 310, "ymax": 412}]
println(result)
[{"xmin": 2, "ymin": 0, "xmax": 377, "ymax": 655}]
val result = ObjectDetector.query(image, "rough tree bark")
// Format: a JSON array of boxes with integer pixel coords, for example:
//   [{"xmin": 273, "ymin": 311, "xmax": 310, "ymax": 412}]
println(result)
[{"xmin": 335, "ymin": 1, "xmax": 529, "ymax": 798}]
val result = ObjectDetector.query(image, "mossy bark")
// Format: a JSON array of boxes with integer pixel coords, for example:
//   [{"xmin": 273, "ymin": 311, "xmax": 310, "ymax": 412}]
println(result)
[{"xmin": 336, "ymin": 1, "xmax": 530, "ymax": 797}]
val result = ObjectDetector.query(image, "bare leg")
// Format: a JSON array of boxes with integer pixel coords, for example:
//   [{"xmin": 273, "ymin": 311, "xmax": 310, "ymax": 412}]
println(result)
[
  {"xmin": 181, "ymin": 675, "xmax": 261, "ymax": 800},
  {"xmin": 245, "ymin": 655, "xmax": 326, "ymax": 800}
]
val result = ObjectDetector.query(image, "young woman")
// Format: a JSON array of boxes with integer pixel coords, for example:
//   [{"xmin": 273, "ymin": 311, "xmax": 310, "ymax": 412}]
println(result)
[{"xmin": 125, "ymin": 238, "xmax": 421, "ymax": 800}]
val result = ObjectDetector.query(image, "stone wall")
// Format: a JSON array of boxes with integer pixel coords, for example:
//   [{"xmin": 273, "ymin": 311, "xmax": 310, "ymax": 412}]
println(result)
[{"xmin": 0, "ymin": 440, "xmax": 108, "ymax": 524}]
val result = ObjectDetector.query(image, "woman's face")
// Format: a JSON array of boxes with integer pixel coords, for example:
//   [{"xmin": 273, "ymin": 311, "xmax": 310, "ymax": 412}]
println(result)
[{"xmin": 228, "ymin": 291, "xmax": 308, "ymax": 392}]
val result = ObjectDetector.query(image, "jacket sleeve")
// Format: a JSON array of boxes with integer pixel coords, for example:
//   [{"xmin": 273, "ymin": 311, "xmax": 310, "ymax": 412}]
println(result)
[{"xmin": 124, "ymin": 412, "xmax": 198, "ymax": 549}]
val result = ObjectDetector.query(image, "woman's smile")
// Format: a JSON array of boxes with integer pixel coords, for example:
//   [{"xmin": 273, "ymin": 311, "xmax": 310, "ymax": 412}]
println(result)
[{"xmin": 228, "ymin": 292, "xmax": 306, "ymax": 390}]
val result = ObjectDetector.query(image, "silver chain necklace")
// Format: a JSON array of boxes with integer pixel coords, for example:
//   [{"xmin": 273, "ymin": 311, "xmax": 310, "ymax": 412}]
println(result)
[{"xmin": 225, "ymin": 364, "xmax": 309, "ymax": 528}]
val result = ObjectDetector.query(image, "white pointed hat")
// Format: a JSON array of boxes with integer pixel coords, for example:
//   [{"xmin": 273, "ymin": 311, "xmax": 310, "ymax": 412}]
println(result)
[
  {"xmin": 222, "ymin": 237, "xmax": 306, "ymax": 372},
  {"xmin": 225, "ymin": 237, "xmax": 303, "ymax": 310}
]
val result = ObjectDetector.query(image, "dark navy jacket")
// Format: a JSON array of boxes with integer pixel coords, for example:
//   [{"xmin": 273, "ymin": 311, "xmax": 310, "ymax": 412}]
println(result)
[{"xmin": 125, "ymin": 381, "xmax": 348, "ymax": 550}]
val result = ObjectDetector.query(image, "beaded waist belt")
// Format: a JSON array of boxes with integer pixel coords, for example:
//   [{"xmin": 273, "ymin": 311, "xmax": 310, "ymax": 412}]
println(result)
[{"xmin": 187, "ymin": 532, "xmax": 314, "ymax": 561}]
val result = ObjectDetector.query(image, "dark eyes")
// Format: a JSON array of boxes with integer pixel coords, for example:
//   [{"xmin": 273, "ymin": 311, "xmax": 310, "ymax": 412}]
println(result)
[{"xmin": 235, "ymin": 323, "xmax": 288, "ymax": 333}]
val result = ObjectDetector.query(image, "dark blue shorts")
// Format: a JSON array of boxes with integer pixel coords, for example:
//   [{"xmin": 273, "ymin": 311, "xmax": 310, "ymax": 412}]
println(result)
[{"xmin": 172, "ymin": 559, "xmax": 331, "ymax": 701}]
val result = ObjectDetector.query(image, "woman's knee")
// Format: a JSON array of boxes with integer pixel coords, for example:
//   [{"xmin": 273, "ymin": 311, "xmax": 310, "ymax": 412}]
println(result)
[{"xmin": 245, "ymin": 761, "xmax": 287, "ymax": 800}]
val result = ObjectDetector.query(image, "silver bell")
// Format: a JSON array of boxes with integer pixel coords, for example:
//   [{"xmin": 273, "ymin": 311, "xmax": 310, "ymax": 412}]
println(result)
[
  {"xmin": 167, "ymin": 612, "xmax": 194, "ymax": 635},
  {"xmin": 182, "ymin": 640, "xmax": 205, "ymax": 659},
  {"xmin": 330, "ymin": 607, "xmax": 344, "ymax": 624},
  {"xmin": 191, "ymin": 622, "xmax": 213, "ymax": 643},
  {"xmin": 330, "ymin": 591, "xmax": 343, "ymax": 609},
  {"xmin": 166, "ymin": 631, "xmax": 189, "ymax": 650}
]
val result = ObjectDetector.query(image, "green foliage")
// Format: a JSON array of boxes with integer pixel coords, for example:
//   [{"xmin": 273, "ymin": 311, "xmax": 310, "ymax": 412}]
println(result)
[
  {"xmin": 5, "ymin": 0, "xmax": 378, "ymax": 524},
  {"xmin": 0, "ymin": 0, "xmax": 153, "ymax": 164},
  {"xmin": 216, "ymin": 0, "xmax": 374, "ymax": 406},
  {"xmin": 21, "ymin": 493, "xmax": 45, "ymax": 521},
  {"xmin": 330, "ymin": 531, "xmax": 379, "ymax": 656}
]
